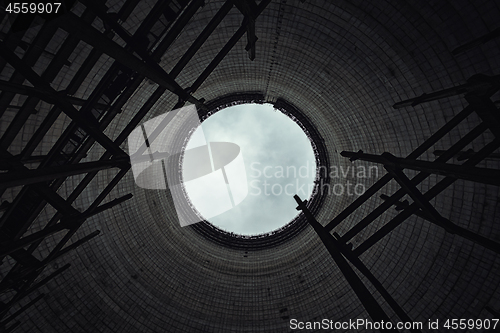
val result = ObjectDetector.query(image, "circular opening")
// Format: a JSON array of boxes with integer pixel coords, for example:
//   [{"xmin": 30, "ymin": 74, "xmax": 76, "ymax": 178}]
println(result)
[{"xmin": 182, "ymin": 103, "xmax": 317, "ymax": 235}]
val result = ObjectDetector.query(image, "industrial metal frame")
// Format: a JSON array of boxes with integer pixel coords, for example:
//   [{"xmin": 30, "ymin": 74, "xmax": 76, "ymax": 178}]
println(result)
[
  {"xmin": 0, "ymin": 1, "xmax": 269, "ymax": 330},
  {"xmin": 295, "ymin": 73, "xmax": 500, "ymax": 331}
]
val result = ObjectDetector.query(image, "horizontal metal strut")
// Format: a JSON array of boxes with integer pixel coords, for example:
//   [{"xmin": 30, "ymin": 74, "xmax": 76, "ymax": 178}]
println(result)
[
  {"xmin": 0, "ymin": 158, "xmax": 130, "ymax": 189},
  {"xmin": 392, "ymin": 74, "xmax": 500, "ymax": 108},
  {"xmin": 341, "ymin": 151, "xmax": 500, "ymax": 186}
]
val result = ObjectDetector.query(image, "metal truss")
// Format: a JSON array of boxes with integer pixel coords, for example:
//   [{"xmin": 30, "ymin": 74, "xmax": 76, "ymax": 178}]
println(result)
[
  {"xmin": 0, "ymin": 0, "xmax": 268, "ymax": 330},
  {"xmin": 295, "ymin": 73, "xmax": 500, "ymax": 331}
]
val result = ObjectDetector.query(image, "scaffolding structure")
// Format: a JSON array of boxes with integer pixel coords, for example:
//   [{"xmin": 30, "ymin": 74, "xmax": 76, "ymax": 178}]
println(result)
[
  {"xmin": 0, "ymin": 1, "xmax": 268, "ymax": 330},
  {"xmin": 296, "ymin": 73, "xmax": 500, "ymax": 331}
]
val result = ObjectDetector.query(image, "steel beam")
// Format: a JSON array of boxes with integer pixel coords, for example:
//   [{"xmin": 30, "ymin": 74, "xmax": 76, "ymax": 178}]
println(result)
[
  {"xmin": 170, "ymin": 0, "xmax": 234, "ymax": 78},
  {"xmin": 245, "ymin": 18, "xmax": 257, "ymax": 60},
  {"xmin": 383, "ymin": 166, "xmax": 456, "ymax": 232},
  {"xmin": 2, "ymin": 3, "xmax": 153, "ymax": 237},
  {"xmin": 133, "ymin": 0, "xmax": 172, "ymax": 40},
  {"xmin": 0, "ymin": 80, "xmax": 109, "ymax": 110},
  {"xmin": 81, "ymin": 193, "xmax": 133, "ymax": 219},
  {"xmin": 19, "ymin": 264, "xmax": 71, "ymax": 304},
  {"xmin": 1, "ymin": 258, "xmax": 72, "ymax": 314},
  {"xmin": 56, "ymin": 12, "xmax": 204, "ymax": 108},
  {"xmin": 337, "ymin": 123, "xmax": 487, "ymax": 242},
  {"xmin": 0, "ymin": 65, "xmax": 125, "ymax": 233},
  {"xmin": 466, "ymin": 95, "xmax": 500, "ymax": 140},
  {"xmin": 0, "ymin": 43, "xmax": 127, "ymax": 156},
  {"xmin": 3, "ymin": 321, "xmax": 20, "ymax": 333},
  {"xmin": 46, "ymin": 231, "xmax": 100, "ymax": 263},
  {"xmin": 0, "ymin": 155, "xmax": 66, "ymax": 170},
  {"xmin": 151, "ymin": 0, "xmax": 206, "ymax": 60},
  {"xmin": 0, "ymin": 10, "xmax": 96, "ymax": 150},
  {"xmin": 293, "ymin": 195, "xmax": 396, "ymax": 329},
  {"xmin": 77, "ymin": 0, "xmax": 162, "ymax": 69},
  {"xmin": 20, "ymin": 88, "xmax": 162, "ymax": 255},
  {"xmin": 19, "ymin": 48, "xmax": 104, "ymax": 160},
  {"xmin": 21, "ymin": 81, "xmax": 157, "ymax": 253},
  {"xmin": 325, "ymin": 104, "xmax": 477, "ymax": 232},
  {"xmin": 380, "ymin": 195, "xmax": 500, "ymax": 254},
  {"xmin": 432, "ymin": 149, "xmax": 500, "ymax": 161},
  {"xmin": 0, "ymin": 158, "xmax": 129, "ymax": 189},
  {"xmin": 452, "ymin": 27, "xmax": 500, "ymax": 55},
  {"xmin": 53, "ymin": 87, "xmax": 164, "ymax": 221},
  {"xmin": 341, "ymin": 151, "xmax": 500, "ymax": 186},
  {"xmin": 235, "ymin": 0, "xmax": 259, "ymax": 60},
  {"xmin": 0, "ymin": 23, "xmax": 59, "ymax": 119},
  {"xmin": 85, "ymin": 168, "xmax": 131, "ymax": 213},
  {"xmin": 42, "ymin": 169, "xmax": 130, "ymax": 264},
  {"xmin": 81, "ymin": 0, "xmax": 227, "ymax": 83},
  {"xmin": 0, "ymin": 150, "xmax": 81, "ymax": 228},
  {"xmin": 0, "ymin": 222, "xmax": 71, "ymax": 256},
  {"xmin": 61, "ymin": 193, "xmax": 133, "ymax": 227},
  {"xmin": 0, "ymin": 195, "xmax": 123, "ymax": 255},
  {"xmin": 354, "ymin": 139, "xmax": 500, "ymax": 256},
  {"xmin": 329, "ymin": 228, "xmax": 420, "ymax": 331},
  {"xmin": 324, "ymin": 174, "xmax": 393, "ymax": 232},
  {"xmin": 9, "ymin": 249, "xmax": 42, "ymax": 268},
  {"xmin": 190, "ymin": 0, "xmax": 272, "ymax": 93},
  {"xmin": 0, "ymin": 294, "xmax": 44, "ymax": 326},
  {"xmin": 0, "ymin": 3, "xmax": 148, "ymax": 315},
  {"xmin": 393, "ymin": 74, "xmax": 500, "ymax": 108},
  {"xmin": 116, "ymin": 0, "xmax": 141, "ymax": 22}
]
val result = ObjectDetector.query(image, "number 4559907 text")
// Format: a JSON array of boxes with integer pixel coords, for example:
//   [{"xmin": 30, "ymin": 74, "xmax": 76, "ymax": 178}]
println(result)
[{"xmin": 5, "ymin": 3, "xmax": 61, "ymax": 14}]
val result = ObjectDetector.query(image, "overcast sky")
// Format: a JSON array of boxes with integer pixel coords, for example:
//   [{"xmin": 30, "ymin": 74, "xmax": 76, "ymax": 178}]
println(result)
[{"xmin": 183, "ymin": 103, "xmax": 316, "ymax": 235}]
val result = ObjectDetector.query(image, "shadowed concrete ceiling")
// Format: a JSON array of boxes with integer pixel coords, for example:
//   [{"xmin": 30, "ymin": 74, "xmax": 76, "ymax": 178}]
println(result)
[{"xmin": 0, "ymin": 0, "xmax": 499, "ymax": 332}]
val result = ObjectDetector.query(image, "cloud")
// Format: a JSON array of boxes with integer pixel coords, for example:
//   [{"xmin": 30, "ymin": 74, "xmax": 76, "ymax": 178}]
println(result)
[{"xmin": 183, "ymin": 103, "xmax": 316, "ymax": 235}]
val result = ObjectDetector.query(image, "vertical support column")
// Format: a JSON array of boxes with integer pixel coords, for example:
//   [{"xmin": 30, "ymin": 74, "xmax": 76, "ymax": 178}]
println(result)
[{"xmin": 294, "ymin": 195, "xmax": 397, "ymax": 330}]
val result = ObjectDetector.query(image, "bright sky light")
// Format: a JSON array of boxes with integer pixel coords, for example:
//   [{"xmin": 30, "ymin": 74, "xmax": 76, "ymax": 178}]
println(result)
[{"xmin": 182, "ymin": 103, "xmax": 316, "ymax": 235}]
